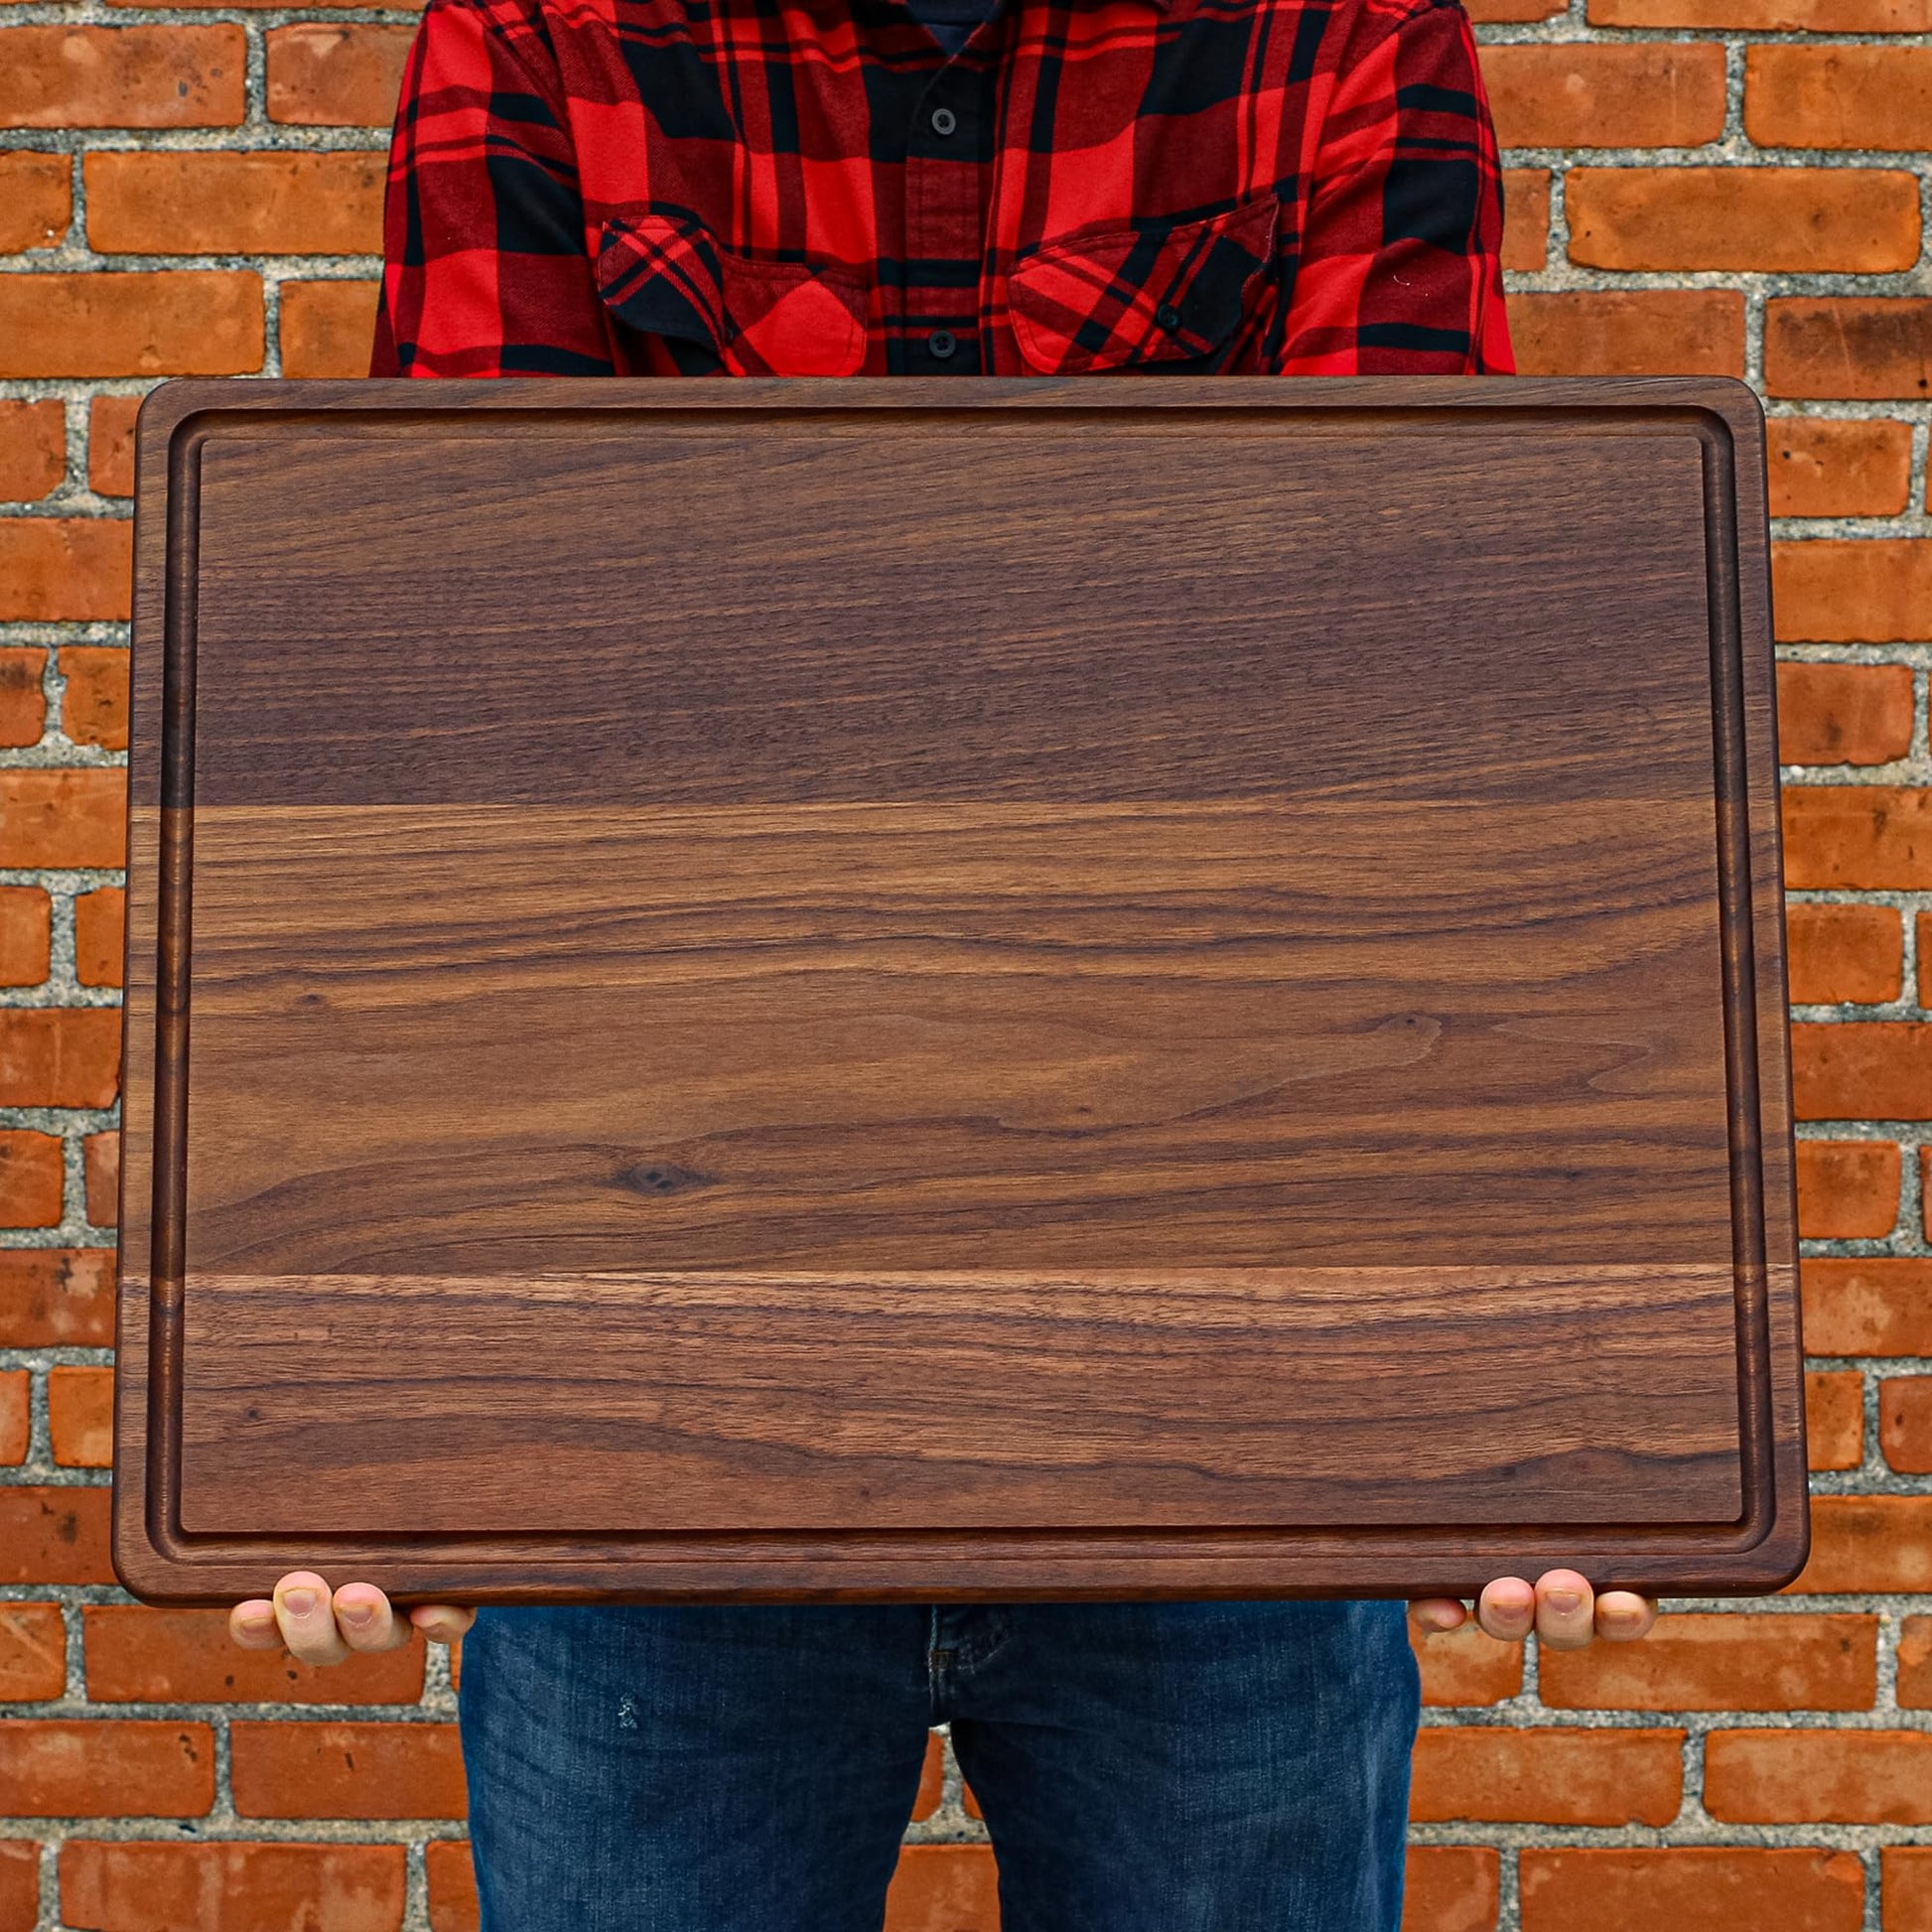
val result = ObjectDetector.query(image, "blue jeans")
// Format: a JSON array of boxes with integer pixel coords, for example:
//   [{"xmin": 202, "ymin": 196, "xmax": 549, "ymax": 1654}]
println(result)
[{"xmin": 460, "ymin": 1600, "xmax": 1419, "ymax": 1931}]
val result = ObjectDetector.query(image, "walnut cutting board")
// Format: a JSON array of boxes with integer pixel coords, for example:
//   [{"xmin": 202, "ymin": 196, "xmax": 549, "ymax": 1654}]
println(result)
[{"xmin": 112, "ymin": 376, "xmax": 1807, "ymax": 1602}]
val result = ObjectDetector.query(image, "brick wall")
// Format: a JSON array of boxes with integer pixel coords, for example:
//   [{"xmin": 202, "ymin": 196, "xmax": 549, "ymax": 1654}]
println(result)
[{"xmin": 0, "ymin": 0, "xmax": 1927, "ymax": 1920}]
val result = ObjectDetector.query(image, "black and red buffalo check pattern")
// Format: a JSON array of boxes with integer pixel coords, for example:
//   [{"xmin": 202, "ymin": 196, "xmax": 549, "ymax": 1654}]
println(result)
[{"xmin": 373, "ymin": 0, "xmax": 1514, "ymax": 378}]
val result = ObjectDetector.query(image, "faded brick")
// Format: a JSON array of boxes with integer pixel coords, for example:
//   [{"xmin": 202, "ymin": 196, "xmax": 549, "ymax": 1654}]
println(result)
[
  {"xmin": 1767, "ymin": 301, "xmax": 1932, "ymax": 401},
  {"xmin": 85, "ymin": 150, "xmax": 385, "ymax": 256},
  {"xmin": 1481, "ymin": 45, "xmax": 1725, "ymax": 147},
  {"xmin": 0, "ymin": 401, "xmax": 63, "ymax": 500},
  {"xmin": 1539, "ymin": 1611, "xmax": 1875, "ymax": 1711},
  {"xmin": 0, "ymin": 25, "xmax": 244, "ymax": 128},
  {"xmin": 1520, "ymin": 1848, "xmax": 1863, "ymax": 1932},
  {"xmin": 1508, "ymin": 290, "xmax": 1743, "ymax": 376},
  {"xmin": 1767, "ymin": 419, "xmax": 1914, "ymax": 517},
  {"xmin": 0, "ymin": 272, "xmax": 263, "ymax": 379},
  {"xmin": 1787, "ymin": 903, "xmax": 1903, "ymax": 1005},
  {"xmin": 0, "ymin": 151, "xmax": 69, "ymax": 252},
  {"xmin": 59, "ymin": 1841, "xmax": 407, "ymax": 1932},
  {"xmin": 1808, "ymin": 1370, "xmax": 1865, "ymax": 1471},
  {"xmin": 281, "ymin": 279, "xmax": 380, "ymax": 378}
]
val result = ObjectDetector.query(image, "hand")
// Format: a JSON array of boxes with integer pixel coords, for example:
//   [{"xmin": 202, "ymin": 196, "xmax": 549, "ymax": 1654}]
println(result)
[
  {"xmin": 228, "ymin": 1571, "xmax": 476, "ymax": 1666},
  {"xmin": 1408, "ymin": 1569, "xmax": 1656, "ymax": 1650}
]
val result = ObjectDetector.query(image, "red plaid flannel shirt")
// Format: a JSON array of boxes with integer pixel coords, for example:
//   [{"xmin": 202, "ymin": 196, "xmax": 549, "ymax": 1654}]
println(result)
[{"xmin": 373, "ymin": 0, "xmax": 1513, "ymax": 378}]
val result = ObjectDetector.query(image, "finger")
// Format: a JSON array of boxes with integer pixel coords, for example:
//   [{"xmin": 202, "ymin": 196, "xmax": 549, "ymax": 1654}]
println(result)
[
  {"xmin": 230, "ymin": 1599, "xmax": 282, "ymax": 1650},
  {"xmin": 1408, "ymin": 1597, "xmax": 1468, "ymax": 1635},
  {"xmin": 408, "ymin": 1604, "xmax": 478, "ymax": 1647},
  {"xmin": 332, "ymin": 1584, "xmax": 410, "ymax": 1654},
  {"xmin": 1535, "ymin": 1569, "xmax": 1597, "ymax": 1650},
  {"xmin": 1595, "ymin": 1591, "xmax": 1657, "ymax": 1642},
  {"xmin": 1476, "ymin": 1577, "xmax": 1536, "ymax": 1641},
  {"xmin": 274, "ymin": 1572, "xmax": 350, "ymax": 1667}
]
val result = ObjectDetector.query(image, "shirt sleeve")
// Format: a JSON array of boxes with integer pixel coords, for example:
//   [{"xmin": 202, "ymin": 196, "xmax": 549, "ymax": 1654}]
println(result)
[
  {"xmin": 1278, "ymin": 0, "xmax": 1514, "ymax": 375},
  {"xmin": 370, "ymin": 0, "xmax": 617, "ymax": 376}
]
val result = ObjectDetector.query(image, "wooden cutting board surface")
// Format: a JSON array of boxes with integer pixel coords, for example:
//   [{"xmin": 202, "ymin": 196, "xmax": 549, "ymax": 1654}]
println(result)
[{"xmin": 112, "ymin": 376, "xmax": 1806, "ymax": 1602}]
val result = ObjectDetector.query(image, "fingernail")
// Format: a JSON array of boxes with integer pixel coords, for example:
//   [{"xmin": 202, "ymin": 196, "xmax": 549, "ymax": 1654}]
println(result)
[
  {"xmin": 339, "ymin": 1601, "xmax": 375, "ymax": 1627},
  {"xmin": 1546, "ymin": 1590, "xmax": 1583, "ymax": 1614},
  {"xmin": 283, "ymin": 1588, "xmax": 317, "ymax": 1616},
  {"xmin": 238, "ymin": 1608, "xmax": 274, "ymax": 1628}
]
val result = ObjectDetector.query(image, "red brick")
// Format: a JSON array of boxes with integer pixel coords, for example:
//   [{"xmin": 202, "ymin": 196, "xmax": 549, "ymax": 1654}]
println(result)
[
  {"xmin": 1508, "ymin": 290, "xmax": 1743, "ymax": 377},
  {"xmin": 1785, "ymin": 787, "xmax": 1932, "ymax": 889},
  {"xmin": 0, "ymin": 1130, "xmax": 66, "ymax": 1228},
  {"xmin": 0, "ymin": 272, "xmax": 263, "ymax": 379},
  {"xmin": 0, "ymin": 150, "xmax": 69, "ymax": 253},
  {"xmin": 1411, "ymin": 1622, "xmax": 1523, "ymax": 1707},
  {"xmin": 0, "ymin": 646, "xmax": 46, "ymax": 749},
  {"xmin": 1500, "ymin": 169, "xmax": 1549, "ymax": 272},
  {"xmin": 910, "ymin": 1730, "xmax": 944, "ymax": 1819},
  {"xmin": 1778, "ymin": 663, "xmax": 1914, "ymax": 766},
  {"xmin": 84, "ymin": 1605, "xmax": 425, "ymax": 1705},
  {"xmin": 426, "ymin": 1843, "xmax": 478, "ymax": 1932},
  {"xmin": 1805, "ymin": 1258, "xmax": 1932, "ymax": 1357},
  {"xmin": 82, "ymin": 1131, "xmax": 117, "ymax": 1229},
  {"xmin": 1775, "ymin": 542, "xmax": 1932, "ymax": 642},
  {"xmin": 1540, "ymin": 1611, "xmax": 1875, "ymax": 1711},
  {"xmin": 0, "ymin": 886, "xmax": 50, "ymax": 986},
  {"xmin": 1403, "ymin": 1847, "xmax": 1499, "ymax": 1932},
  {"xmin": 1480, "ymin": 45, "xmax": 1725, "ymax": 147},
  {"xmin": 1707, "ymin": 1729, "xmax": 1932, "ymax": 1823},
  {"xmin": 1767, "ymin": 301, "xmax": 1932, "ymax": 401},
  {"xmin": 281, "ymin": 280, "xmax": 381, "ymax": 378},
  {"xmin": 1789, "ymin": 1495, "xmax": 1932, "ymax": 1592},
  {"xmin": 74, "ymin": 889, "xmax": 125, "ymax": 989},
  {"xmin": 60, "ymin": 1841, "xmax": 407, "ymax": 1932},
  {"xmin": 62, "ymin": 645, "xmax": 130, "ymax": 752},
  {"xmin": 86, "ymin": 396, "xmax": 139, "ymax": 498},
  {"xmin": 1883, "ymin": 1849, "xmax": 1932, "ymax": 1932},
  {"xmin": 0, "ymin": 1844, "xmax": 35, "ymax": 1932},
  {"xmin": 0, "ymin": 401, "xmax": 62, "ymax": 499},
  {"xmin": 0, "ymin": 26, "xmax": 244, "ymax": 128},
  {"xmin": 0, "ymin": 518, "xmax": 131, "ymax": 622},
  {"xmin": 1880, "ymin": 1376, "xmax": 1932, "ymax": 1472},
  {"xmin": 1592, "ymin": 0, "xmax": 1931, "ymax": 23},
  {"xmin": 1520, "ymin": 1848, "xmax": 1863, "ymax": 1932},
  {"xmin": 884, "ymin": 1846, "xmax": 999, "ymax": 1932},
  {"xmin": 1793, "ymin": 1027, "xmax": 1932, "ymax": 1121},
  {"xmin": 1567, "ymin": 168, "xmax": 1921, "ymax": 273},
  {"xmin": 1795, "ymin": 1140, "xmax": 1899, "ymax": 1235},
  {"xmin": 267, "ymin": 24, "xmax": 414, "ymax": 126},
  {"xmin": 0, "ymin": 1604, "xmax": 64, "ymax": 1701},
  {"xmin": 1788, "ymin": 903, "xmax": 1903, "ymax": 1005},
  {"xmin": 1409, "ymin": 1728, "xmax": 1683, "ymax": 1825},
  {"xmin": 1922, "ymin": 915, "xmax": 1932, "ymax": 1010},
  {"xmin": 111, "ymin": 0, "xmax": 425, "ymax": 10},
  {"xmin": 229, "ymin": 1722, "xmax": 467, "ymax": 1820},
  {"xmin": 1898, "ymin": 1616, "xmax": 1932, "ymax": 1708},
  {"xmin": 0, "ymin": 769, "xmax": 127, "ymax": 870},
  {"xmin": 0, "ymin": 1721, "xmax": 211, "ymax": 1818},
  {"xmin": 1807, "ymin": 1370, "xmax": 1864, "ymax": 1470},
  {"xmin": 49, "ymin": 1365, "xmax": 112, "ymax": 1468},
  {"xmin": 0, "ymin": 1485, "xmax": 113, "ymax": 1584},
  {"xmin": 1746, "ymin": 45, "xmax": 1932, "ymax": 150},
  {"xmin": 86, "ymin": 151, "xmax": 385, "ymax": 256},
  {"xmin": 0, "ymin": 1369, "xmax": 23, "ymax": 1463},
  {"xmin": 0, "ymin": 1010, "xmax": 122, "ymax": 1108},
  {"xmin": 0, "ymin": 1249, "xmax": 114, "ymax": 1347},
  {"xmin": 1768, "ymin": 419, "xmax": 1914, "ymax": 518},
  {"xmin": 1466, "ymin": 0, "xmax": 1563, "ymax": 18}
]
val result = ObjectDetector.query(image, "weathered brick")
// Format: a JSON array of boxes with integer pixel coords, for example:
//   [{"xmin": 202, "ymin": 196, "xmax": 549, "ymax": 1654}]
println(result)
[
  {"xmin": 1706, "ymin": 1729, "xmax": 1932, "ymax": 1823},
  {"xmin": 1746, "ymin": 45, "xmax": 1932, "ymax": 150},
  {"xmin": 1567, "ymin": 168, "xmax": 1921, "ymax": 273},
  {"xmin": 1776, "ymin": 541, "xmax": 1932, "ymax": 641},
  {"xmin": 86, "ymin": 151, "xmax": 385, "ymax": 256},
  {"xmin": 1789, "ymin": 1495, "xmax": 1932, "ymax": 1592},
  {"xmin": 0, "ymin": 26, "xmax": 244, "ymax": 128},
  {"xmin": 1784, "ymin": 787, "xmax": 1932, "ymax": 888},
  {"xmin": 884, "ymin": 1846, "xmax": 999, "ymax": 1932},
  {"xmin": 0, "ymin": 1602, "xmax": 65, "ymax": 1702},
  {"xmin": 0, "ymin": 887, "xmax": 51, "ymax": 987},
  {"xmin": 0, "ymin": 519, "xmax": 131, "ymax": 622},
  {"xmin": 62, "ymin": 645, "xmax": 130, "ymax": 752},
  {"xmin": 1795, "ymin": 1139, "xmax": 1899, "ymax": 1235},
  {"xmin": 1787, "ymin": 903, "xmax": 1902, "ymax": 1006},
  {"xmin": 59, "ymin": 1841, "xmax": 408, "ymax": 1932},
  {"xmin": 267, "ymin": 24, "xmax": 414, "ymax": 126},
  {"xmin": 1804, "ymin": 1258, "xmax": 1932, "ymax": 1357},
  {"xmin": 82, "ymin": 1130, "xmax": 116, "ymax": 1227},
  {"xmin": 1403, "ymin": 1847, "xmax": 1500, "ymax": 1932},
  {"xmin": 1807, "ymin": 1370, "xmax": 1864, "ymax": 1470},
  {"xmin": 1412, "ymin": 1622, "xmax": 1524, "ymax": 1707},
  {"xmin": 1500, "ymin": 169, "xmax": 1549, "ymax": 271},
  {"xmin": 1409, "ymin": 1728, "xmax": 1683, "ymax": 1825},
  {"xmin": 1879, "ymin": 1376, "xmax": 1932, "ymax": 1473},
  {"xmin": 425, "ymin": 1842, "xmax": 478, "ymax": 1932},
  {"xmin": 1507, "ymin": 290, "xmax": 1743, "ymax": 376},
  {"xmin": 0, "ymin": 1010, "xmax": 122, "ymax": 1108},
  {"xmin": 910, "ymin": 1731, "xmax": 943, "ymax": 1820},
  {"xmin": 0, "ymin": 1130, "xmax": 67, "ymax": 1228},
  {"xmin": 1921, "ymin": 915, "xmax": 1932, "ymax": 1012},
  {"xmin": 86, "ymin": 396, "xmax": 140, "ymax": 498},
  {"xmin": 1767, "ymin": 419, "xmax": 1914, "ymax": 518},
  {"xmin": 49, "ymin": 1365, "xmax": 112, "ymax": 1467},
  {"xmin": 1767, "ymin": 301, "xmax": 1932, "ymax": 401},
  {"xmin": 1467, "ymin": 0, "xmax": 1564, "ymax": 18},
  {"xmin": 0, "ymin": 1249, "xmax": 114, "ymax": 1348},
  {"xmin": 229, "ymin": 1722, "xmax": 468, "ymax": 1820},
  {"xmin": 1792, "ymin": 1026, "xmax": 1932, "ymax": 1121},
  {"xmin": 1520, "ymin": 1848, "xmax": 1863, "ymax": 1932},
  {"xmin": 0, "ymin": 1369, "xmax": 23, "ymax": 1464},
  {"xmin": 1481, "ymin": 45, "xmax": 1725, "ymax": 147},
  {"xmin": 1591, "ymin": 0, "xmax": 1929, "ymax": 22},
  {"xmin": 1778, "ymin": 663, "xmax": 1914, "ymax": 766},
  {"xmin": 0, "ymin": 401, "xmax": 63, "ymax": 500},
  {"xmin": 1539, "ymin": 1612, "xmax": 1875, "ymax": 1711},
  {"xmin": 0, "ymin": 151, "xmax": 68, "ymax": 252},
  {"xmin": 1883, "ymin": 1850, "xmax": 1932, "ymax": 1931},
  {"xmin": 74, "ymin": 889, "xmax": 125, "ymax": 989},
  {"xmin": 0, "ymin": 1842, "xmax": 35, "ymax": 1932},
  {"xmin": 0, "ymin": 646, "xmax": 46, "ymax": 749},
  {"xmin": 0, "ymin": 272, "xmax": 263, "ymax": 379},
  {"xmin": 0, "ymin": 1721, "xmax": 212, "ymax": 1818},
  {"xmin": 0, "ymin": 769, "xmax": 127, "ymax": 870},
  {"xmin": 281, "ymin": 279, "xmax": 381, "ymax": 378},
  {"xmin": 84, "ymin": 1605, "xmax": 425, "ymax": 1705},
  {"xmin": 1898, "ymin": 1616, "xmax": 1932, "ymax": 1708},
  {"xmin": 0, "ymin": 1486, "xmax": 113, "ymax": 1585}
]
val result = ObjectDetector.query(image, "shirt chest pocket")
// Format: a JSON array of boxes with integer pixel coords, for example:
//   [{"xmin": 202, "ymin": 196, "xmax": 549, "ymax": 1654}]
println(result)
[
  {"xmin": 596, "ymin": 209, "xmax": 870, "ymax": 376},
  {"xmin": 1009, "ymin": 195, "xmax": 1280, "ymax": 374}
]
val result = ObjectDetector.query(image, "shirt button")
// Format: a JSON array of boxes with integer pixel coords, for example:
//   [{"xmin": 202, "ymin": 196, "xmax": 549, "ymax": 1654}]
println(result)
[
  {"xmin": 928, "ymin": 329, "xmax": 958, "ymax": 359},
  {"xmin": 1156, "ymin": 303, "xmax": 1182, "ymax": 334},
  {"xmin": 930, "ymin": 106, "xmax": 958, "ymax": 136}
]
